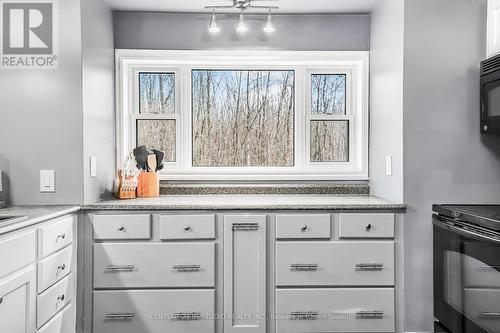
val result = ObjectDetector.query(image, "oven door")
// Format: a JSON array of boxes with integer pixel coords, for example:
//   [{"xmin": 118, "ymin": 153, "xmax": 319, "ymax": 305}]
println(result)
[
  {"xmin": 434, "ymin": 215, "xmax": 500, "ymax": 333},
  {"xmin": 481, "ymin": 73, "xmax": 500, "ymax": 133}
]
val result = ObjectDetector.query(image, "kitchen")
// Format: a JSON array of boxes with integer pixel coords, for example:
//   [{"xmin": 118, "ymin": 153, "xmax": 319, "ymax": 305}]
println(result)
[{"xmin": 0, "ymin": 0, "xmax": 499, "ymax": 333}]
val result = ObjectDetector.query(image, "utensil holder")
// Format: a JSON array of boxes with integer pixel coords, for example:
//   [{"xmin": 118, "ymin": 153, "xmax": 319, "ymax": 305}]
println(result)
[{"xmin": 137, "ymin": 172, "xmax": 159, "ymax": 198}]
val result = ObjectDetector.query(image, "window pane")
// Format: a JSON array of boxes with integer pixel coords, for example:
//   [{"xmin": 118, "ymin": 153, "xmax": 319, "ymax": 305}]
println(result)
[
  {"xmin": 136, "ymin": 119, "xmax": 176, "ymax": 162},
  {"xmin": 139, "ymin": 73, "xmax": 175, "ymax": 114},
  {"xmin": 192, "ymin": 70, "xmax": 295, "ymax": 167},
  {"xmin": 310, "ymin": 120, "xmax": 349, "ymax": 162},
  {"xmin": 311, "ymin": 74, "xmax": 346, "ymax": 115}
]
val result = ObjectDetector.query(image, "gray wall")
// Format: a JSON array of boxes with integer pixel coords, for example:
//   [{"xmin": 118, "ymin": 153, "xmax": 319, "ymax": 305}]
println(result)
[
  {"xmin": 0, "ymin": 0, "xmax": 83, "ymax": 205},
  {"xmin": 82, "ymin": 0, "xmax": 116, "ymax": 204},
  {"xmin": 403, "ymin": 0, "xmax": 500, "ymax": 331},
  {"xmin": 114, "ymin": 12, "xmax": 370, "ymax": 51},
  {"xmin": 369, "ymin": 0, "xmax": 404, "ymax": 203}
]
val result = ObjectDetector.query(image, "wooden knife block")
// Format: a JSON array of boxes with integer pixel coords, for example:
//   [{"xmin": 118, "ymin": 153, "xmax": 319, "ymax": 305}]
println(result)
[{"xmin": 137, "ymin": 172, "xmax": 159, "ymax": 198}]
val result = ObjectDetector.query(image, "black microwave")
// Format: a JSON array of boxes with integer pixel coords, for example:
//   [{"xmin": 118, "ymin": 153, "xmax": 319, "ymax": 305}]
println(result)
[{"xmin": 480, "ymin": 54, "xmax": 500, "ymax": 134}]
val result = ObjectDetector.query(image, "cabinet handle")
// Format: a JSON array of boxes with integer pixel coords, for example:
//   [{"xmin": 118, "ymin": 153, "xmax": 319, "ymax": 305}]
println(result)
[
  {"xmin": 105, "ymin": 313, "xmax": 135, "ymax": 320},
  {"xmin": 184, "ymin": 225, "xmax": 191, "ymax": 231},
  {"xmin": 171, "ymin": 312, "xmax": 201, "ymax": 320},
  {"xmin": 57, "ymin": 264, "xmax": 66, "ymax": 271},
  {"xmin": 117, "ymin": 225, "xmax": 125, "ymax": 231},
  {"xmin": 355, "ymin": 263, "xmax": 384, "ymax": 271},
  {"xmin": 356, "ymin": 310, "xmax": 384, "ymax": 319},
  {"xmin": 290, "ymin": 264, "xmax": 318, "ymax": 271},
  {"xmin": 290, "ymin": 311, "xmax": 319, "ymax": 320},
  {"xmin": 57, "ymin": 294, "xmax": 65, "ymax": 302},
  {"xmin": 232, "ymin": 223, "xmax": 259, "ymax": 231},
  {"xmin": 300, "ymin": 224, "xmax": 308, "ymax": 232},
  {"xmin": 481, "ymin": 312, "xmax": 500, "ymax": 318},
  {"xmin": 105, "ymin": 264, "xmax": 135, "ymax": 271},
  {"xmin": 57, "ymin": 233, "xmax": 66, "ymax": 240},
  {"xmin": 172, "ymin": 264, "xmax": 201, "ymax": 271},
  {"xmin": 0, "ymin": 297, "xmax": 3, "ymax": 304},
  {"xmin": 366, "ymin": 224, "xmax": 372, "ymax": 232}
]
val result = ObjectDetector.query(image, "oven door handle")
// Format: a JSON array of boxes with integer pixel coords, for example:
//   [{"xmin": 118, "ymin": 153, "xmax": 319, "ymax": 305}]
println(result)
[{"xmin": 434, "ymin": 217, "xmax": 500, "ymax": 245}]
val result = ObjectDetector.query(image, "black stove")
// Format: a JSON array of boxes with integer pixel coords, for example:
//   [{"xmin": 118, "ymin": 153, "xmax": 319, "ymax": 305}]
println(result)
[{"xmin": 433, "ymin": 204, "xmax": 500, "ymax": 232}]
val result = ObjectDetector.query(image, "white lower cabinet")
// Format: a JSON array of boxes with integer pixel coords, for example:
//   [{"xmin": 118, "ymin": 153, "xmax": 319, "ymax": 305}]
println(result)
[
  {"xmin": 93, "ymin": 289, "xmax": 215, "ymax": 333},
  {"xmin": 223, "ymin": 215, "xmax": 267, "ymax": 333},
  {"xmin": 275, "ymin": 288, "xmax": 395, "ymax": 333},
  {"xmin": 0, "ymin": 266, "xmax": 36, "ymax": 333},
  {"xmin": 37, "ymin": 303, "xmax": 75, "ymax": 333}
]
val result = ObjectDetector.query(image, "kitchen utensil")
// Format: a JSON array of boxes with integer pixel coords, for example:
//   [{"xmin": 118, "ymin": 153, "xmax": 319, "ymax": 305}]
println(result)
[
  {"xmin": 152, "ymin": 149, "xmax": 165, "ymax": 171},
  {"xmin": 133, "ymin": 145, "xmax": 148, "ymax": 170},
  {"xmin": 147, "ymin": 154, "xmax": 157, "ymax": 172}
]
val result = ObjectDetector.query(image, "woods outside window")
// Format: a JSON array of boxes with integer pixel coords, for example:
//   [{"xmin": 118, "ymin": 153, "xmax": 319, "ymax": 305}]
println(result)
[{"xmin": 117, "ymin": 50, "xmax": 369, "ymax": 180}]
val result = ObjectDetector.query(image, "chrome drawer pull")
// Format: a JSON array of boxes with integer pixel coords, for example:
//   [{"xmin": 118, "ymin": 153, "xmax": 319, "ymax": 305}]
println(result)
[
  {"xmin": 117, "ymin": 225, "xmax": 125, "ymax": 231},
  {"xmin": 290, "ymin": 311, "xmax": 319, "ymax": 320},
  {"xmin": 481, "ymin": 312, "xmax": 500, "ymax": 318},
  {"xmin": 184, "ymin": 225, "xmax": 191, "ymax": 231},
  {"xmin": 105, "ymin": 313, "xmax": 135, "ymax": 320},
  {"xmin": 171, "ymin": 312, "xmax": 201, "ymax": 320},
  {"xmin": 105, "ymin": 265, "xmax": 135, "ymax": 272},
  {"xmin": 57, "ymin": 294, "xmax": 65, "ymax": 301},
  {"xmin": 366, "ymin": 224, "xmax": 372, "ymax": 231},
  {"xmin": 232, "ymin": 223, "xmax": 259, "ymax": 231},
  {"xmin": 172, "ymin": 264, "xmax": 201, "ymax": 271},
  {"xmin": 355, "ymin": 263, "xmax": 384, "ymax": 271},
  {"xmin": 290, "ymin": 264, "xmax": 318, "ymax": 271},
  {"xmin": 300, "ymin": 224, "xmax": 308, "ymax": 232},
  {"xmin": 57, "ymin": 264, "xmax": 66, "ymax": 271},
  {"xmin": 356, "ymin": 310, "xmax": 384, "ymax": 319},
  {"xmin": 57, "ymin": 233, "xmax": 66, "ymax": 240}
]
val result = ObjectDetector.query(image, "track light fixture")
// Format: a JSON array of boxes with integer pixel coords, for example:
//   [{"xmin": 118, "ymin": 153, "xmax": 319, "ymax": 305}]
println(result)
[{"xmin": 205, "ymin": 0, "xmax": 279, "ymax": 35}]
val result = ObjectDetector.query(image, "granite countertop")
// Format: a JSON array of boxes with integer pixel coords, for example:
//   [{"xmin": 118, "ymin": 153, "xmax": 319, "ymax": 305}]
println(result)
[
  {"xmin": 81, "ymin": 195, "xmax": 406, "ymax": 212},
  {"xmin": 0, "ymin": 205, "xmax": 80, "ymax": 235}
]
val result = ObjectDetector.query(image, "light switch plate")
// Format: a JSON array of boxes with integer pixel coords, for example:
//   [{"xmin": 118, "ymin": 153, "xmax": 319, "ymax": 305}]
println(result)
[
  {"xmin": 90, "ymin": 156, "xmax": 97, "ymax": 178},
  {"xmin": 385, "ymin": 156, "xmax": 393, "ymax": 176},
  {"xmin": 40, "ymin": 170, "xmax": 55, "ymax": 192}
]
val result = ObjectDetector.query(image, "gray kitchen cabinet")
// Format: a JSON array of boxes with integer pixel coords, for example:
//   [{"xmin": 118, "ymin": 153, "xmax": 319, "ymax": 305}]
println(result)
[
  {"xmin": 0, "ymin": 265, "xmax": 36, "ymax": 333},
  {"xmin": 223, "ymin": 215, "xmax": 267, "ymax": 333}
]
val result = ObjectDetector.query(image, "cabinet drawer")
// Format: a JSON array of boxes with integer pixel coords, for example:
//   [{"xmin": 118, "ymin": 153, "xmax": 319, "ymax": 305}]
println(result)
[
  {"xmin": 276, "ymin": 214, "xmax": 331, "ymax": 239},
  {"xmin": 93, "ymin": 289, "xmax": 215, "ymax": 333},
  {"xmin": 38, "ymin": 303, "xmax": 75, "ymax": 333},
  {"xmin": 0, "ymin": 229, "xmax": 36, "ymax": 279},
  {"xmin": 38, "ymin": 246, "xmax": 73, "ymax": 293},
  {"xmin": 94, "ymin": 243, "xmax": 215, "ymax": 288},
  {"xmin": 38, "ymin": 217, "xmax": 74, "ymax": 258},
  {"xmin": 37, "ymin": 274, "xmax": 74, "ymax": 328},
  {"xmin": 339, "ymin": 213, "xmax": 394, "ymax": 238},
  {"xmin": 93, "ymin": 214, "xmax": 151, "ymax": 240},
  {"xmin": 276, "ymin": 288, "xmax": 395, "ymax": 333},
  {"xmin": 159, "ymin": 214, "xmax": 215, "ymax": 240},
  {"xmin": 463, "ymin": 288, "xmax": 500, "ymax": 333},
  {"xmin": 276, "ymin": 242, "xmax": 394, "ymax": 286}
]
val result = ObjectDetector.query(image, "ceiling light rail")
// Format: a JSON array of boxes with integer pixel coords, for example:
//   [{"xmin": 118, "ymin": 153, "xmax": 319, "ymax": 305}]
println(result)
[{"xmin": 205, "ymin": 0, "xmax": 278, "ymax": 34}]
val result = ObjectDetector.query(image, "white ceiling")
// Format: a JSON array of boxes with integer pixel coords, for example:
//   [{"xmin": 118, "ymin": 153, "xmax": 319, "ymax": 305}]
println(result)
[{"xmin": 104, "ymin": 0, "xmax": 378, "ymax": 13}]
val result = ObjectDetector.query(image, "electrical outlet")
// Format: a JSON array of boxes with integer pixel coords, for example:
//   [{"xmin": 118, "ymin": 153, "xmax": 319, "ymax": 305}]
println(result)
[
  {"xmin": 90, "ymin": 156, "xmax": 97, "ymax": 178},
  {"xmin": 40, "ymin": 170, "xmax": 55, "ymax": 192},
  {"xmin": 385, "ymin": 156, "xmax": 393, "ymax": 176}
]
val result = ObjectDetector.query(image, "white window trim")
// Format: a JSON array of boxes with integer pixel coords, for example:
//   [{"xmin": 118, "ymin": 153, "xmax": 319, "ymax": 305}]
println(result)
[{"xmin": 116, "ymin": 50, "xmax": 369, "ymax": 181}]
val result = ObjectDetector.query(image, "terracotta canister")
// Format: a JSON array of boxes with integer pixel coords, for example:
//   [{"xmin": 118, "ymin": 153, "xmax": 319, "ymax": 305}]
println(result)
[{"xmin": 137, "ymin": 172, "xmax": 159, "ymax": 197}]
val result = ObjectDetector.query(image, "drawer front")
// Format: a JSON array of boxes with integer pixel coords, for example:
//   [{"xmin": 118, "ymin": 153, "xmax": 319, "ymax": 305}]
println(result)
[
  {"xmin": 339, "ymin": 213, "xmax": 394, "ymax": 239},
  {"xmin": 37, "ymin": 274, "xmax": 74, "ymax": 328},
  {"xmin": 0, "ymin": 229, "xmax": 36, "ymax": 279},
  {"xmin": 276, "ymin": 242, "xmax": 394, "ymax": 286},
  {"xmin": 276, "ymin": 214, "xmax": 331, "ymax": 239},
  {"xmin": 38, "ymin": 246, "xmax": 73, "ymax": 293},
  {"xmin": 159, "ymin": 214, "xmax": 215, "ymax": 240},
  {"xmin": 94, "ymin": 243, "xmax": 215, "ymax": 288},
  {"xmin": 37, "ymin": 303, "xmax": 75, "ymax": 333},
  {"xmin": 464, "ymin": 288, "xmax": 500, "ymax": 333},
  {"xmin": 38, "ymin": 217, "xmax": 74, "ymax": 258},
  {"xmin": 276, "ymin": 288, "xmax": 395, "ymax": 333},
  {"xmin": 93, "ymin": 214, "xmax": 151, "ymax": 240},
  {"xmin": 93, "ymin": 289, "xmax": 215, "ymax": 333}
]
